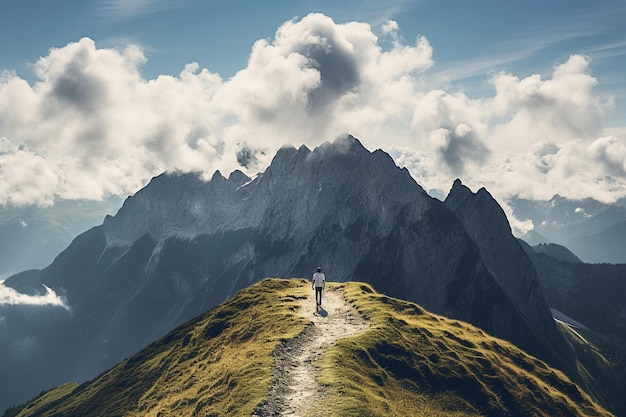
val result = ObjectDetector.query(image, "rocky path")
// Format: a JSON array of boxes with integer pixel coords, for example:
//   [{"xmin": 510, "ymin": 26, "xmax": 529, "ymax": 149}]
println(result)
[{"xmin": 255, "ymin": 284, "xmax": 369, "ymax": 417}]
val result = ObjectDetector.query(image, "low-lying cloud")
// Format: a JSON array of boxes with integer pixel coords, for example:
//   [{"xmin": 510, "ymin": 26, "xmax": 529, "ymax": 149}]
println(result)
[
  {"xmin": 0, "ymin": 12, "xmax": 623, "ymax": 214},
  {"xmin": 0, "ymin": 282, "xmax": 70, "ymax": 310}
]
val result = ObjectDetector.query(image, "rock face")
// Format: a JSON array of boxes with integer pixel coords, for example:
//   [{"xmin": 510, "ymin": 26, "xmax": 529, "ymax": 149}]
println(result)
[{"xmin": 1, "ymin": 135, "xmax": 572, "ymax": 411}]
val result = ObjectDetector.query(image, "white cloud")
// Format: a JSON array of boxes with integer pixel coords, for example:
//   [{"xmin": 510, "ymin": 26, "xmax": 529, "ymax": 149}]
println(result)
[
  {"xmin": 0, "ymin": 282, "xmax": 70, "ymax": 310},
  {"xmin": 0, "ymin": 38, "xmax": 228, "ymax": 205},
  {"xmin": 381, "ymin": 20, "xmax": 399, "ymax": 36},
  {"xmin": 0, "ymin": 13, "xmax": 624, "ymax": 214},
  {"xmin": 489, "ymin": 55, "xmax": 603, "ymax": 148}
]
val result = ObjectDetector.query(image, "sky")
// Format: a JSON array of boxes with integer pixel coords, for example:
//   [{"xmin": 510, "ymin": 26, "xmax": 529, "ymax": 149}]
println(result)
[{"xmin": 1, "ymin": 0, "xmax": 626, "ymax": 234}]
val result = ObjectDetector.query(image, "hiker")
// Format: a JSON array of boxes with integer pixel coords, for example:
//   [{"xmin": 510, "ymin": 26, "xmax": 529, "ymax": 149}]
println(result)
[{"xmin": 312, "ymin": 267, "xmax": 326, "ymax": 311}]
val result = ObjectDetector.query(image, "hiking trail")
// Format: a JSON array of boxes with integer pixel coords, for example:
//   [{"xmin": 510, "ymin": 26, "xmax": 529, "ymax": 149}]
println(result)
[{"xmin": 254, "ymin": 284, "xmax": 369, "ymax": 417}]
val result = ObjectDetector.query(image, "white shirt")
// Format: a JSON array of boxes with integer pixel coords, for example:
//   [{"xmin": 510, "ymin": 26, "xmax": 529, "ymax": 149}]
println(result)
[{"xmin": 312, "ymin": 272, "xmax": 325, "ymax": 287}]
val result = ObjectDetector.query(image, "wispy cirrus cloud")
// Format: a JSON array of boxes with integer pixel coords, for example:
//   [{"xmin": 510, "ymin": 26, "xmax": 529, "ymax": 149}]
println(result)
[
  {"xmin": 583, "ymin": 39, "xmax": 626, "ymax": 61},
  {"xmin": 321, "ymin": 0, "xmax": 422, "ymax": 27},
  {"xmin": 434, "ymin": 3, "xmax": 625, "ymax": 88},
  {"xmin": 98, "ymin": 0, "xmax": 177, "ymax": 20}
]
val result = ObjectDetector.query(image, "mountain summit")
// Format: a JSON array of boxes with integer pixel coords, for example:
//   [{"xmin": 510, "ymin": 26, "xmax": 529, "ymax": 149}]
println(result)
[{"xmin": 0, "ymin": 135, "xmax": 594, "ymax": 411}]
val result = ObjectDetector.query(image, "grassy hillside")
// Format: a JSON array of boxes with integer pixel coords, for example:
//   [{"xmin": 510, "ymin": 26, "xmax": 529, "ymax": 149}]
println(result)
[{"xmin": 8, "ymin": 279, "xmax": 611, "ymax": 417}]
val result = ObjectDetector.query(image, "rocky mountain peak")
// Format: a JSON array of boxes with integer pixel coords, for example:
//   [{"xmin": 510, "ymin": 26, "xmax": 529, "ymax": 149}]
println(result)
[
  {"xmin": 446, "ymin": 179, "xmax": 511, "ymax": 235},
  {"xmin": 211, "ymin": 170, "xmax": 226, "ymax": 182},
  {"xmin": 102, "ymin": 134, "xmax": 424, "ymax": 246},
  {"xmin": 228, "ymin": 169, "xmax": 250, "ymax": 183}
]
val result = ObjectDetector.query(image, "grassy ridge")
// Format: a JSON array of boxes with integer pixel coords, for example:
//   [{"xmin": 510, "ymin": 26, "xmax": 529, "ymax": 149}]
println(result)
[{"xmin": 11, "ymin": 279, "xmax": 612, "ymax": 417}]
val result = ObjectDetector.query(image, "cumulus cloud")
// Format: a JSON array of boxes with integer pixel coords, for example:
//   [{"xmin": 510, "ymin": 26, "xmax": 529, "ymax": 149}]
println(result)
[
  {"xmin": 589, "ymin": 135, "xmax": 626, "ymax": 177},
  {"xmin": 0, "ymin": 282, "xmax": 70, "ymax": 310},
  {"xmin": 399, "ymin": 53, "xmax": 624, "ymax": 209},
  {"xmin": 0, "ymin": 38, "xmax": 228, "ymax": 205},
  {"xmin": 432, "ymin": 124, "xmax": 490, "ymax": 175},
  {"xmin": 0, "ymin": 13, "xmax": 435, "ymax": 205},
  {"xmin": 0, "ymin": 13, "xmax": 623, "ymax": 216},
  {"xmin": 489, "ymin": 55, "xmax": 603, "ymax": 148}
]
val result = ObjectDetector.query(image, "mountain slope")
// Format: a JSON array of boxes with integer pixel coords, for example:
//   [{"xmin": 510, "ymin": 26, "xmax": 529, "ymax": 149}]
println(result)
[
  {"xmin": 0, "ymin": 135, "xmax": 582, "ymax": 412},
  {"xmin": 444, "ymin": 179, "xmax": 575, "ymax": 375},
  {"xmin": 530, "ymin": 242, "xmax": 582, "ymax": 263},
  {"xmin": 565, "ymin": 221, "xmax": 626, "ymax": 264},
  {"xmin": 9, "ymin": 279, "xmax": 610, "ymax": 417},
  {"xmin": 520, "ymin": 243, "xmax": 626, "ymax": 416}
]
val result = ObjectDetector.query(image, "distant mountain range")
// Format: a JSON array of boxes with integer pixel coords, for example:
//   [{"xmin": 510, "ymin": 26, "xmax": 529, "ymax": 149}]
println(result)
[
  {"xmin": 1, "ymin": 135, "xmax": 625, "ymax": 415},
  {"xmin": 510, "ymin": 195, "xmax": 626, "ymax": 264},
  {"xmin": 0, "ymin": 198, "xmax": 121, "ymax": 279}
]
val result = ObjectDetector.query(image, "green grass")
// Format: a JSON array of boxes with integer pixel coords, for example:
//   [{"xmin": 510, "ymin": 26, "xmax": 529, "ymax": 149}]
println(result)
[{"xmin": 12, "ymin": 279, "xmax": 612, "ymax": 417}]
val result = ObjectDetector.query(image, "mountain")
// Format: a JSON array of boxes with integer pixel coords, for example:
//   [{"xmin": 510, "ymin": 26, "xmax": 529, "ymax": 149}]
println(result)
[
  {"xmin": 565, "ymin": 221, "xmax": 626, "ymax": 264},
  {"xmin": 530, "ymin": 243, "xmax": 583, "ymax": 263},
  {"xmin": 509, "ymin": 196, "xmax": 626, "ymax": 263},
  {"xmin": 519, "ymin": 243, "xmax": 626, "ymax": 413},
  {"xmin": 519, "ymin": 237, "xmax": 626, "ymax": 343},
  {"xmin": 0, "ymin": 135, "xmax": 604, "ymax": 412},
  {"xmin": 6, "ymin": 279, "xmax": 611, "ymax": 417},
  {"xmin": 0, "ymin": 198, "xmax": 121, "ymax": 278},
  {"xmin": 443, "ymin": 181, "xmax": 575, "ymax": 370}
]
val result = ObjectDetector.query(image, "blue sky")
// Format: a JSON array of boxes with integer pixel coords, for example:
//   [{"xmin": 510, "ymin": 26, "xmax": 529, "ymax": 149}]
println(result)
[{"xmin": 1, "ymin": 0, "xmax": 625, "ymax": 222}]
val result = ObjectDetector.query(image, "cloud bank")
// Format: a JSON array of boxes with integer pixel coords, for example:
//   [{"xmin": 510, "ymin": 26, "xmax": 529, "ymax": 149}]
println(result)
[
  {"xmin": 0, "ymin": 13, "xmax": 623, "ymax": 211},
  {"xmin": 0, "ymin": 282, "xmax": 70, "ymax": 310}
]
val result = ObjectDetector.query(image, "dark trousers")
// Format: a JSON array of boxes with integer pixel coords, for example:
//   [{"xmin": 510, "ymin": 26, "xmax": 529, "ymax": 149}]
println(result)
[{"xmin": 315, "ymin": 287, "xmax": 323, "ymax": 306}]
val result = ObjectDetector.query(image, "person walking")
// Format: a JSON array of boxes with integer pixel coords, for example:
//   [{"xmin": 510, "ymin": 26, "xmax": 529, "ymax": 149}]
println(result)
[{"xmin": 312, "ymin": 266, "xmax": 326, "ymax": 311}]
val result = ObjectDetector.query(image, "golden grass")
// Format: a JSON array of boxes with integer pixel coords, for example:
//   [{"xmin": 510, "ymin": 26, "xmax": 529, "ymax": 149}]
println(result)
[
  {"xmin": 14, "ymin": 383, "xmax": 78, "ymax": 417},
  {"xmin": 14, "ymin": 279, "xmax": 613, "ymax": 417}
]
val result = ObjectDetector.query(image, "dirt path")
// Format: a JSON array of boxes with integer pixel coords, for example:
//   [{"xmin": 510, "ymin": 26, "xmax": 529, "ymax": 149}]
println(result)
[{"xmin": 255, "ymin": 284, "xmax": 369, "ymax": 417}]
